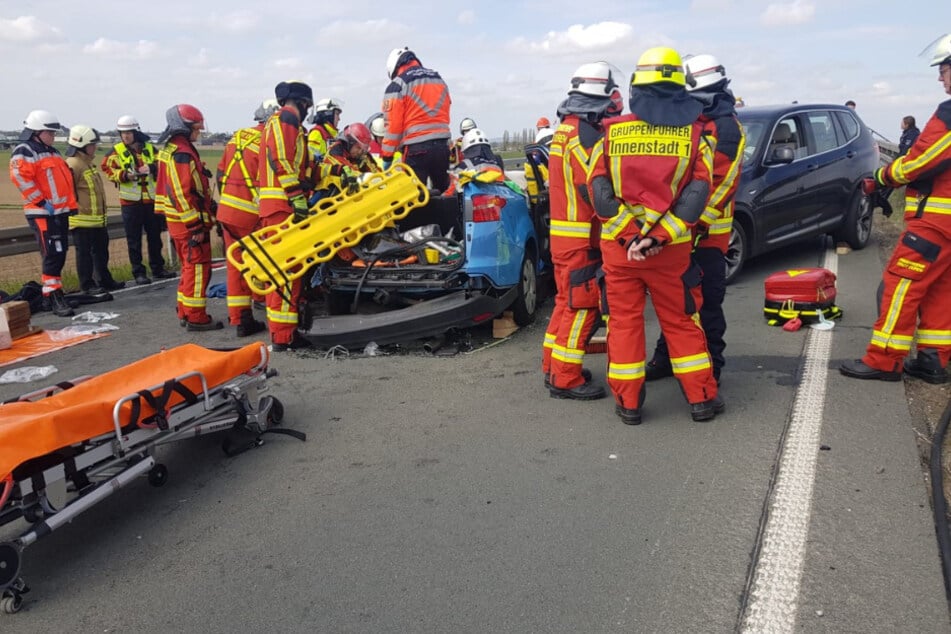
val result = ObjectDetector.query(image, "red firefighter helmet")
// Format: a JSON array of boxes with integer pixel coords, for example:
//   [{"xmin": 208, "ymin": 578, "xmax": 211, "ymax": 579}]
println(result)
[{"xmin": 342, "ymin": 123, "xmax": 372, "ymax": 153}]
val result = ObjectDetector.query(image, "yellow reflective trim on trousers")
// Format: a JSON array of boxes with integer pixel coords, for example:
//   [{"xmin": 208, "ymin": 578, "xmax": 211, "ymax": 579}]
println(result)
[
  {"xmin": 671, "ymin": 352, "xmax": 711, "ymax": 375},
  {"xmin": 608, "ymin": 361, "xmax": 645, "ymax": 380},
  {"xmin": 880, "ymin": 278, "xmax": 911, "ymax": 337},
  {"xmin": 550, "ymin": 219, "xmax": 592, "ymax": 239},
  {"xmin": 180, "ymin": 296, "xmax": 208, "ymax": 308},
  {"xmin": 916, "ymin": 329, "xmax": 951, "ymax": 346},
  {"xmin": 567, "ymin": 309, "xmax": 591, "ymax": 348},
  {"xmin": 870, "ymin": 330, "xmax": 913, "ymax": 351},
  {"xmin": 191, "ymin": 263, "xmax": 205, "ymax": 301},
  {"xmin": 227, "ymin": 296, "xmax": 252, "ymax": 308},
  {"xmin": 552, "ymin": 346, "xmax": 585, "ymax": 363},
  {"xmin": 266, "ymin": 308, "xmax": 297, "ymax": 324}
]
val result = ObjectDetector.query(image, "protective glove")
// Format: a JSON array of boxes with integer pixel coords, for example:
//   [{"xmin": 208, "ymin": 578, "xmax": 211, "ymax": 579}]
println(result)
[
  {"xmin": 341, "ymin": 171, "xmax": 360, "ymax": 195},
  {"xmin": 290, "ymin": 195, "xmax": 310, "ymax": 223},
  {"xmin": 861, "ymin": 177, "xmax": 879, "ymax": 195},
  {"xmin": 40, "ymin": 200, "xmax": 56, "ymax": 215}
]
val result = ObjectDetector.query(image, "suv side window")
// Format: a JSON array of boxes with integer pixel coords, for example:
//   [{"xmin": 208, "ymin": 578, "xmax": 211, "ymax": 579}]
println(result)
[
  {"xmin": 768, "ymin": 117, "xmax": 802, "ymax": 160},
  {"xmin": 806, "ymin": 111, "xmax": 838, "ymax": 155},
  {"xmin": 834, "ymin": 110, "xmax": 860, "ymax": 142}
]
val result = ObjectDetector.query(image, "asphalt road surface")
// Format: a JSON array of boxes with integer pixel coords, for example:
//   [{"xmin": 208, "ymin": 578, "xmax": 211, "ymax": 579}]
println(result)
[{"xmin": 1, "ymin": 233, "xmax": 948, "ymax": 633}]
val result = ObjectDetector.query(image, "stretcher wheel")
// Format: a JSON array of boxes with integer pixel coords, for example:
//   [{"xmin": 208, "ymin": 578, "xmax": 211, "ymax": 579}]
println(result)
[
  {"xmin": 21, "ymin": 506, "xmax": 43, "ymax": 524},
  {"xmin": 266, "ymin": 397, "xmax": 284, "ymax": 425},
  {"xmin": 0, "ymin": 543, "xmax": 21, "ymax": 590},
  {"xmin": 0, "ymin": 593, "xmax": 22, "ymax": 614},
  {"xmin": 148, "ymin": 464, "xmax": 168, "ymax": 488}
]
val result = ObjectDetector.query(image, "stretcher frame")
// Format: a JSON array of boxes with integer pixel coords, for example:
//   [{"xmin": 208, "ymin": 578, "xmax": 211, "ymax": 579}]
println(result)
[{"xmin": 0, "ymin": 345, "xmax": 304, "ymax": 615}]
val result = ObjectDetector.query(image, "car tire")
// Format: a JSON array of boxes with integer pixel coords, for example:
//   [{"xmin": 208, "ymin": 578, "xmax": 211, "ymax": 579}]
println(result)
[
  {"xmin": 724, "ymin": 222, "xmax": 748, "ymax": 285},
  {"xmin": 511, "ymin": 254, "xmax": 538, "ymax": 326},
  {"xmin": 835, "ymin": 189, "xmax": 873, "ymax": 250}
]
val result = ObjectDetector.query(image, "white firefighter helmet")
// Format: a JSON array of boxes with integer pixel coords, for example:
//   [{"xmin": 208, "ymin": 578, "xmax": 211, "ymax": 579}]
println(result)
[
  {"xmin": 253, "ymin": 99, "xmax": 280, "ymax": 122},
  {"xmin": 368, "ymin": 114, "xmax": 386, "ymax": 138},
  {"xmin": 683, "ymin": 54, "xmax": 728, "ymax": 91},
  {"xmin": 460, "ymin": 117, "xmax": 477, "ymax": 134},
  {"xmin": 314, "ymin": 98, "xmax": 343, "ymax": 113},
  {"xmin": 568, "ymin": 61, "xmax": 622, "ymax": 97},
  {"xmin": 116, "ymin": 114, "xmax": 140, "ymax": 131},
  {"xmin": 461, "ymin": 128, "xmax": 491, "ymax": 153},
  {"xmin": 67, "ymin": 125, "xmax": 100, "ymax": 149},
  {"xmin": 924, "ymin": 33, "xmax": 951, "ymax": 66},
  {"xmin": 387, "ymin": 47, "xmax": 416, "ymax": 79},
  {"xmin": 535, "ymin": 127, "xmax": 554, "ymax": 144},
  {"xmin": 23, "ymin": 110, "xmax": 63, "ymax": 132}
]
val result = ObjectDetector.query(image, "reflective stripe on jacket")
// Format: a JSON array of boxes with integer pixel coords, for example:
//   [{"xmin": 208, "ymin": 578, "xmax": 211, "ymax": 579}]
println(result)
[
  {"xmin": 307, "ymin": 123, "xmax": 337, "ymax": 162},
  {"xmin": 67, "ymin": 152, "xmax": 108, "ymax": 228},
  {"xmin": 155, "ymin": 135, "xmax": 212, "ymax": 229},
  {"xmin": 316, "ymin": 141, "xmax": 381, "ymax": 196},
  {"xmin": 696, "ymin": 113, "xmax": 745, "ymax": 253},
  {"xmin": 9, "ymin": 137, "xmax": 77, "ymax": 217},
  {"xmin": 589, "ymin": 113, "xmax": 713, "ymax": 246},
  {"xmin": 258, "ymin": 106, "xmax": 308, "ymax": 218},
  {"xmin": 876, "ymin": 99, "xmax": 951, "ymax": 233},
  {"xmin": 100, "ymin": 141, "xmax": 156, "ymax": 203},
  {"xmin": 381, "ymin": 60, "xmax": 452, "ymax": 159},
  {"xmin": 548, "ymin": 115, "xmax": 601, "ymax": 254},
  {"xmin": 216, "ymin": 124, "xmax": 263, "ymax": 230}
]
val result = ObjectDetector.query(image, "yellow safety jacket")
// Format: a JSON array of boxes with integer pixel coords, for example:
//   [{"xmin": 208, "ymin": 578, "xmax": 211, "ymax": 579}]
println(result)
[
  {"xmin": 101, "ymin": 141, "xmax": 156, "ymax": 202},
  {"xmin": 67, "ymin": 152, "xmax": 108, "ymax": 229}
]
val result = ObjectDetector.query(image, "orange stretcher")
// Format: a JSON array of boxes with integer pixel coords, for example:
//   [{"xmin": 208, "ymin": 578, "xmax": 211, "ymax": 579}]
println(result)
[{"xmin": 0, "ymin": 343, "xmax": 304, "ymax": 615}]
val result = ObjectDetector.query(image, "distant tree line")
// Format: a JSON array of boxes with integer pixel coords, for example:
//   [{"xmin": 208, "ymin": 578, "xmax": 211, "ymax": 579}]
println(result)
[{"xmin": 498, "ymin": 128, "xmax": 541, "ymax": 151}]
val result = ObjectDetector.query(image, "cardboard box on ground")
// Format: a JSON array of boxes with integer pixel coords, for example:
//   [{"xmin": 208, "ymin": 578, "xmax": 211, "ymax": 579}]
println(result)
[{"xmin": 0, "ymin": 301, "xmax": 33, "ymax": 349}]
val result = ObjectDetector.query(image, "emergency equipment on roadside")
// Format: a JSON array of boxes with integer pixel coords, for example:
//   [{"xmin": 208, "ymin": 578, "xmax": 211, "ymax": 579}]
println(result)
[
  {"xmin": 763, "ymin": 267, "xmax": 842, "ymax": 325},
  {"xmin": 226, "ymin": 164, "xmax": 429, "ymax": 297},
  {"xmin": 0, "ymin": 342, "xmax": 302, "ymax": 613}
]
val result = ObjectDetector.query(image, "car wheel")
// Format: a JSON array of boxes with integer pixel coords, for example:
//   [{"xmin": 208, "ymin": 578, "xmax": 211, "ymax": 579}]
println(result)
[
  {"xmin": 724, "ymin": 222, "xmax": 748, "ymax": 285},
  {"xmin": 835, "ymin": 190, "xmax": 873, "ymax": 250},
  {"xmin": 511, "ymin": 254, "xmax": 538, "ymax": 326}
]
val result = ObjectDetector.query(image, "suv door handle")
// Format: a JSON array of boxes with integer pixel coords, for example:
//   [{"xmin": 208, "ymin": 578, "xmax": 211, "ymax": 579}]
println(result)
[
  {"xmin": 806, "ymin": 164, "xmax": 818, "ymax": 172},
  {"xmin": 846, "ymin": 150, "xmax": 855, "ymax": 158}
]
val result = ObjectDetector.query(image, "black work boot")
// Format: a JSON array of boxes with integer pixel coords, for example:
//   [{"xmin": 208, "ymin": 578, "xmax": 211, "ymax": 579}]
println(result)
[
  {"xmin": 49, "ymin": 289, "xmax": 74, "ymax": 317},
  {"xmin": 839, "ymin": 359, "xmax": 901, "ymax": 382},
  {"xmin": 691, "ymin": 395, "xmax": 726, "ymax": 422},
  {"xmin": 615, "ymin": 404, "xmax": 642, "ymax": 425},
  {"xmin": 549, "ymin": 380, "xmax": 606, "ymax": 401},
  {"xmin": 544, "ymin": 368, "xmax": 592, "ymax": 389},
  {"xmin": 186, "ymin": 316, "xmax": 224, "ymax": 331},
  {"xmin": 272, "ymin": 332, "xmax": 314, "ymax": 352},
  {"xmin": 904, "ymin": 350, "xmax": 949, "ymax": 385},
  {"xmin": 236, "ymin": 309, "xmax": 266, "ymax": 337}
]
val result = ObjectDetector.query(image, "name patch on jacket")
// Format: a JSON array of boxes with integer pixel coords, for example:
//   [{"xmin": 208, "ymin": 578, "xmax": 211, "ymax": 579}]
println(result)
[{"xmin": 608, "ymin": 121, "xmax": 691, "ymax": 158}]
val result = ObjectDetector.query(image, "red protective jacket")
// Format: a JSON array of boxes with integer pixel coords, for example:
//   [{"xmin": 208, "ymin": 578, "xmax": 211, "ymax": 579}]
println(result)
[
  {"xmin": 875, "ymin": 99, "xmax": 951, "ymax": 239},
  {"xmin": 549, "ymin": 114, "xmax": 602, "ymax": 254},
  {"xmin": 217, "ymin": 124, "xmax": 264, "ymax": 232},
  {"xmin": 696, "ymin": 113, "xmax": 745, "ymax": 253},
  {"xmin": 9, "ymin": 137, "xmax": 77, "ymax": 217},
  {"xmin": 258, "ymin": 106, "xmax": 308, "ymax": 218},
  {"xmin": 154, "ymin": 134, "xmax": 213, "ymax": 231},
  {"xmin": 381, "ymin": 59, "xmax": 452, "ymax": 160},
  {"xmin": 589, "ymin": 113, "xmax": 713, "ymax": 246}
]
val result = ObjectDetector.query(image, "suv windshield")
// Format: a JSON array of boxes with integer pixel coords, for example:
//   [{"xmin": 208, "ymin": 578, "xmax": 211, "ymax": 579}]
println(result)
[{"xmin": 739, "ymin": 118, "xmax": 768, "ymax": 167}]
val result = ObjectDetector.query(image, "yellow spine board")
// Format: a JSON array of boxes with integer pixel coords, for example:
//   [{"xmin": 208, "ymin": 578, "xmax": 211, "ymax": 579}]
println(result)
[{"xmin": 226, "ymin": 164, "xmax": 430, "ymax": 295}]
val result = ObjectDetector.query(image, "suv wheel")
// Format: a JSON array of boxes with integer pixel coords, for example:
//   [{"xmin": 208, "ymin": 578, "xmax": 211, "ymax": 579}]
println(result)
[
  {"xmin": 725, "ymin": 223, "xmax": 748, "ymax": 285},
  {"xmin": 835, "ymin": 190, "xmax": 873, "ymax": 250},
  {"xmin": 511, "ymin": 254, "xmax": 538, "ymax": 326}
]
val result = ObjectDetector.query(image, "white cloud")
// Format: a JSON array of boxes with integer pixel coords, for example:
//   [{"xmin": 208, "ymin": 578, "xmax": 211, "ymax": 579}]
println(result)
[
  {"xmin": 457, "ymin": 10, "xmax": 476, "ymax": 25},
  {"xmin": 0, "ymin": 15, "xmax": 62, "ymax": 42},
  {"xmin": 760, "ymin": 1, "xmax": 816, "ymax": 27},
  {"xmin": 318, "ymin": 19, "xmax": 408, "ymax": 41},
  {"xmin": 690, "ymin": 0, "xmax": 735, "ymax": 9},
  {"xmin": 218, "ymin": 10, "xmax": 257, "ymax": 33},
  {"xmin": 83, "ymin": 38, "xmax": 161, "ymax": 60},
  {"xmin": 510, "ymin": 21, "xmax": 634, "ymax": 56},
  {"xmin": 274, "ymin": 57, "xmax": 303, "ymax": 69}
]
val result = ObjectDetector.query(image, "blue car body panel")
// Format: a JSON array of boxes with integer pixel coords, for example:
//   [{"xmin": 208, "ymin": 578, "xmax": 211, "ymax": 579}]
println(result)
[{"xmin": 462, "ymin": 181, "xmax": 537, "ymax": 287}]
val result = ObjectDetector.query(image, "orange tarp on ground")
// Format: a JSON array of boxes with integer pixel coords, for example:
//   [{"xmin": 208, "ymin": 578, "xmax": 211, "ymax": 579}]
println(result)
[
  {"xmin": 0, "ymin": 343, "xmax": 268, "ymax": 480},
  {"xmin": 0, "ymin": 330, "xmax": 110, "ymax": 368}
]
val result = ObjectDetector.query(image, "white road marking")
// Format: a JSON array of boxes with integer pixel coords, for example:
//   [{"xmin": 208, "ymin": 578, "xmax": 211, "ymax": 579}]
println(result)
[{"xmin": 741, "ymin": 249, "xmax": 837, "ymax": 632}]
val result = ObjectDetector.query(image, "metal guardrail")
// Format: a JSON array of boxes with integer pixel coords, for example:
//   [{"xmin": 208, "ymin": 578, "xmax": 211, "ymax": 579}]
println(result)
[{"xmin": 0, "ymin": 215, "xmax": 129, "ymax": 258}]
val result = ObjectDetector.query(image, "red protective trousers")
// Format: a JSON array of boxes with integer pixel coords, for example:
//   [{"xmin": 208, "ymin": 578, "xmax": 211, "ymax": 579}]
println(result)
[
  {"xmin": 220, "ymin": 222, "xmax": 258, "ymax": 325},
  {"xmin": 167, "ymin": 223, "xmax": 212, "ymax": 324},
  {"xmin": 601, "ymin": 239, "xmax": 717, "ymax": 409},
  {"xmin": 544, "ymin": 248, "xmax": 601, "ymax": 389},
  {"xmin": 863, "ymin": 221, "xmax": 951, "ymax": 370},
  {"xmin": 260, "ymin": 210, "xmax": 301, "ymax": 345}
]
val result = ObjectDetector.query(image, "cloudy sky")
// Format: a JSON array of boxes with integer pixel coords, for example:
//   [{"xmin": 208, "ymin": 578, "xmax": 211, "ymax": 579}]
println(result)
[{"xmin": 3, "ymin": 0, "xmax": 950, "ymax": 143}]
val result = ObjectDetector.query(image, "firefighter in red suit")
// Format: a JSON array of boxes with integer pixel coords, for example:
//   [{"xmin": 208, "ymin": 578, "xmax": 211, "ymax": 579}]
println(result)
[
  {"xmin": 588, "ymin": 47, "xmax": 722, "ymax": 425},
  {"xmin": 258, "ymin": 80, "xmax": 315, "ymax": 351},
  {"xmin": 646, "ymin": 53, "xmax": 745, "ymax": 385},
  {"xmin": 541, "ymin": 61, "xmax": 624, "ymax": 400},
  {"xmin": 840, "ymin": 34, "xmax": 951, "ymax": 385},
  {"xmin": 216, "ymin": 99, "xmax": 277, "ymax": 338},
  {"xmin": 155, "ymin": 104, "xmax": 221, "ymax": 330}
]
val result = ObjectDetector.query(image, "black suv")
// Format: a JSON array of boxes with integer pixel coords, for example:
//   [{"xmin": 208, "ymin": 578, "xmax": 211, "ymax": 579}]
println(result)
[{"xmin": 728, "ymin": 104, "xmax": 879, "ymax": 282}]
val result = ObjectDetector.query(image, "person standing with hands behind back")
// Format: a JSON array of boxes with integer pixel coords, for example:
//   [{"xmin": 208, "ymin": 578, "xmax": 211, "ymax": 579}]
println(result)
[
  {"xmin": 66, "ymin": 125, "xmax": 123, "ymax": 296},
  {"xmin": 840, "ymin": 34, "xmax": 951, "ymax": 385}
]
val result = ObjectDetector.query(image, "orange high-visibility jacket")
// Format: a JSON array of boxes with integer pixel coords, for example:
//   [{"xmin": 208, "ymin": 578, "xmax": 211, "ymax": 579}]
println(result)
[
  {"xmin": 381, "ymin": 60, "xmax": 452, "ymax": 160},
  {"xmin": 589, "ymin": 113, "xmax": 712, "ymax": 246},
  {"xmin": 875, "ymin": 100, "xmax": 951, "ymax": 236},
  {"xmin": 548, "ymin": 115, "xmax": 602, "ymax": 255},
  {"xmin": 155, "ymin": 134, "xmax": 213, "ymax": 230},
  {"xmin": 258, "ymin": 106, "xmax": 308, "ymax": 218},
  {"xmin": 217, "ymin": 124, "xmax": 264, "ymax": 232},
  {"xmin": 696, "ymin": 113, "xmax": 745, "ymax": 253},
  {"xmin": 9, "ymin": 137, "xmax": 77, "ymax": 217}
]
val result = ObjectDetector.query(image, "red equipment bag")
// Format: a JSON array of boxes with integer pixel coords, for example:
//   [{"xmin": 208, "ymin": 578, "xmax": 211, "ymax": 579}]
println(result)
[{"xmin": 763, "ymin": 267, "xmax": 842, "ymax": 325}]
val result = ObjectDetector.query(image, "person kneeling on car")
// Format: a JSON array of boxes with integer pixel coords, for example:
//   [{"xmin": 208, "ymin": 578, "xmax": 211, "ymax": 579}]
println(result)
[{"xmin": 312, "ymin": 123, "xmax": 380, "ymax": 204}]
